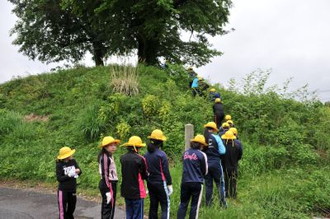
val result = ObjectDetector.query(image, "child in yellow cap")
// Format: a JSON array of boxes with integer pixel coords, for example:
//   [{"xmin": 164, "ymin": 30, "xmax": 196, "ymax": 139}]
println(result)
[
  {"xmin": 144, "ymin": 129, "xmax": 172, "ymax": 219},
  {"xmin": 177, "ymin": 135, "xmax": 208, "ymax": 219},
  {"xmin": 120, "ymin": 136, "xmax": 148, "ymax": 219},
  {"xmin": 221, "ymin": 130, "xmax": 243, "ymax": 199},
  {"xmin": 56, "ymin": 146, "xmax": 82, "ymax": 219},
  {"xmin": 98, "ymin": 136, "xmax": 121, "ymax": 219}
]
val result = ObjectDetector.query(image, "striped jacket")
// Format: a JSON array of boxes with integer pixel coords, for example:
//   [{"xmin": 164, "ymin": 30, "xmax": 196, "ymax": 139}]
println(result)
[{"xmin": 144, "ymin": 148, "xmax": 172, "ymax": 185}]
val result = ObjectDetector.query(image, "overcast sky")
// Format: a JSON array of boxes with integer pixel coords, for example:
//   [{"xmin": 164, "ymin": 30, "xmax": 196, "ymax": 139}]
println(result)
[{"xmin": 1, "ymin": 0, "xmax": 330, "ymax": 102}]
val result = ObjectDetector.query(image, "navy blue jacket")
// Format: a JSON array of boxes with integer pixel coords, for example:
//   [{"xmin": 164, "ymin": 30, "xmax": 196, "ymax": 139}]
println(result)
[
  {"xmin": 209, "ymin": 92, "xmax": 221, "ymax": 101},
  {"xmin": 213, "ymin": 103, "xmax": 224, "ymax": 116},
  {"xmin": 181, "ymin": 148, "xmax": 208, "ymax": 183},
  {"xmin": 204, "ymin": 134, "xmax": 226, "ymax": 160},
  {"xmin": 222, "ymin": 139, "xmax": 243, "ymax": 172},
  {"xmin": 144, "ymin": 148, "xmax": 172, "ymax": 185}
]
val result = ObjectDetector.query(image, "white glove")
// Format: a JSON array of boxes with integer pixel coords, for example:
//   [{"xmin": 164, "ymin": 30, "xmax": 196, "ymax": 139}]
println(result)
[
  {"xmin": 167, "ymin": 185, "xmax": 173, "ymax": 196},
  {"xmin": 106, "ymin": 192, "xmax": 111, "ymax": 204}
]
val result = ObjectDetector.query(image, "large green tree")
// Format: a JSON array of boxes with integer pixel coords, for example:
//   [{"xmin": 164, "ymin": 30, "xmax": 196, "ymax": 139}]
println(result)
[
  {"xmin": 9, "ymin": 0, "xmax": 232, "ymax": 66},
  {"xmin": 9, "ymin": 0, "xmax": 123, "ymax": 66}
]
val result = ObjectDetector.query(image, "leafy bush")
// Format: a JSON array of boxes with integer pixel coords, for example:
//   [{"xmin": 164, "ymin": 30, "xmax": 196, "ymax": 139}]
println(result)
[
  {"xmin": 142, "ymin": 94, "xmax": 160, "ymax": 119},
  {"xmin": 116, "ymin": 120, "xmax": 131, "ymax": 140}
]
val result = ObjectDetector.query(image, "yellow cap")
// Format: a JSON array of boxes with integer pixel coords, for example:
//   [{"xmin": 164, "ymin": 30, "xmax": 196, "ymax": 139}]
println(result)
[
  {"xmin": 204, "ymin": 122, "xmax": 219, "ymax": 132},
  {"xmin": 148, "ymin": 129, "xmax": 167, "ymax": 141},
  {"xmin": 191, "ymin": 134, "xmax": 207, "ymax": 146},
  {"xmin": 222, "ymin": 122, "xmax": 230, "ymax": 128},
  {"xmin": 215, "ymin": 98, "xmax": 221, "ymax": 103},
  {"xmin": 225, "ymin": 115, "xmax": 232, "ymax": 120},
  {"xmin": 227, "ymin": 120, "xmax": 234, "ymax": 125},
  {"xmin": 57, "ymin": 147, "xmax": 76, "ymax": 160},
  {"xmin": 210, "ymin": 88, "xmax": 216, "ymax": 92},
  {"xmin": 121, "ymin": 136, "xmax": 146, "ymax": 147},
  {"xmin": 221, "ymin": 130, "xmax": 237, "ymax": 140},
  {"xmin": 100, "ymin": 136, "xmax": 120, "ymax": 148},
  {"xmin": 229, "ymin": 127, "xmax": 238, "ymax": 136}
]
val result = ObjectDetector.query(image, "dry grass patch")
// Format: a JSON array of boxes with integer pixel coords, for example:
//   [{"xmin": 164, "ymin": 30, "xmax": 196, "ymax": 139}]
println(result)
[
  {"xmin": 24, "ymin": 113, "xmax": 49, "ymax": 122},
  {"xmin": 109, "ymin": 65, "xmax": 139, "ymax": 96}
]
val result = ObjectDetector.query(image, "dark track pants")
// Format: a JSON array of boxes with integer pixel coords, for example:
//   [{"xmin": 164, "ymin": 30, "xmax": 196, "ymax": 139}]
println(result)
[
  {"xmin": 224, "ymin": 169, "xmax": 238, "ymax": 198},
  {"xmin": 57, "ymin": 190, "xmax": 76, "ymax": 219},
  {"xmin": 125, "ymin": 198, "xmax": 144, "ymax": 219},
  {"xmin": 177, "ymin": 182, "xmax": 203, "ymax": 219},
  {"xmin": 214, "ymin": 114, "xmax": 224, "ymax": 129},
  {"xmin": 205, "ymin": 160, "xmax": 227, "ymax": 207},
  {"xmin": 147, "ymin": 181, "xmax": 170, "ymax": 219},
  {"xmin": 99, "ymin": 181, "xmax": 117, "ymax": 219}
]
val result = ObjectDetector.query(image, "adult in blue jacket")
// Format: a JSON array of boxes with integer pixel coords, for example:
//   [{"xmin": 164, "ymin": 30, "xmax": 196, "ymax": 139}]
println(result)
[
  {"xmin": 191, "ymin": 76, "xmax": 203, "ymax": 96},
  {"xmin": 203, "ymin": 122, "xmax": 227, "ymax": 207},
  {"xmin": 144, "ymin": 129, "xmax": 172, "ymax": 219},
  {"xmin": 177, "ymin": 135, "xmax": 208, "ymax": 219}
]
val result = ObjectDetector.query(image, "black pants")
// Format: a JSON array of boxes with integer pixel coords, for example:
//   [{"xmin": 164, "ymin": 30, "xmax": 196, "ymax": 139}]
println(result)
[
  {"xmin": 224, "ymin": 169, "xmax": 238, "ymax": 198},
  {"xmin": 205, "ymin": 160, "xmax": 226, "ymax": 207},
  {"xmin": 99, "ymin": 181, "xmax": 117, "ymax": 219},
  {"xmin": 147, "ymin": 181, "xmax": 170, "ymax": 219},
  {"xmin": 214, "ymin": 114, "xmax": 224, "ymax": 129},
  {"xmin": 177, "ymin": 182, "xmax": 203, "ymax": 219},
  {"xmin": 57, "ymin": 190, "xmax": 76, "ymax": 219}
]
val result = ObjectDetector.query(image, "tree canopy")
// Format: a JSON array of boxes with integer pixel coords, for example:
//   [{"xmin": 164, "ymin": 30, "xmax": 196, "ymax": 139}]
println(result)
[{"xmin": 9, "ymin": 0, "xmax": 232, "ymax": 66}]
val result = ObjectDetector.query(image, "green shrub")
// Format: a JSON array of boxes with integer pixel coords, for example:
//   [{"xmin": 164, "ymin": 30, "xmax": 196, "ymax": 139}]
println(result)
[
  {"xmin": 142, "ymin": 94, "xmax": 160, "ymax": 119},
  {"xmin": 116, "ymin": 120, "xmax": 131, "ymax": 140}
]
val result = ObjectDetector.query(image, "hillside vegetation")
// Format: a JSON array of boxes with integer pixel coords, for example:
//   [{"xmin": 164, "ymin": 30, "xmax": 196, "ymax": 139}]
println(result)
[{"xmin": 0, "ymin": 65, "xmax": 329, "ymax": 218}]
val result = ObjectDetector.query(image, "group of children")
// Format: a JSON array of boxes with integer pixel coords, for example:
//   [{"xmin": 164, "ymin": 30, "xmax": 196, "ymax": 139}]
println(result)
[
  {"xmin": 56, "ymin": 129, "xmax": 171, "ymax": 219},
  {"xmin": 56, "ymin": 116, "xmax": 242, "ymax": 219},
  {"xmin": 177, "ymin": 117, "xmax": 243, "ymax": 219}
]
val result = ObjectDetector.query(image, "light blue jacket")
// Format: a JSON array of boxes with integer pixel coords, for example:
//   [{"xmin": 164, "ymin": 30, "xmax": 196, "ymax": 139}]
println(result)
[
  {"xmin": 191, "ymin": 78, "xmax": 199, "ymax": 88},
  {"xmin": 213, "ymin": 134, "xmax": 226, "ymax": 154}
]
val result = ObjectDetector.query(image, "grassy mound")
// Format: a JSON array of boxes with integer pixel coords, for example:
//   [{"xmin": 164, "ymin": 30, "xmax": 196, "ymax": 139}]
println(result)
[{"xmin": 0, "ymin": 65, "xmax": 329, "ymax": 218}]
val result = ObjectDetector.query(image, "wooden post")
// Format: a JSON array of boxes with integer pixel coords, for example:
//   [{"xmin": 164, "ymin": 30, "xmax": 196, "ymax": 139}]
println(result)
[{"xmin": 185, "ymin": 124, "xmax": 194, "ymax": 151}]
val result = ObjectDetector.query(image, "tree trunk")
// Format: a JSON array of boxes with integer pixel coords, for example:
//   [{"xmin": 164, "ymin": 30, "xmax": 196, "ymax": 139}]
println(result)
[
  {"xmin": 137, "ymin": 35, "xmax": 158, "ymax": 66},
  {"xmin": 92, "ymin": 41, "xmax": 105, "ymax": 66}
]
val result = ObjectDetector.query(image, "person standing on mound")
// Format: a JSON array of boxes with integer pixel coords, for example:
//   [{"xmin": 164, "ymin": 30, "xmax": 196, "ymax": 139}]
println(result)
[
  {"xmin": 203, "ymin": 122, "xmax": 227, "ymax": 208},
  {"xmin": 221, "ymin": 130, "xmax": 243, "ymax": 199}
]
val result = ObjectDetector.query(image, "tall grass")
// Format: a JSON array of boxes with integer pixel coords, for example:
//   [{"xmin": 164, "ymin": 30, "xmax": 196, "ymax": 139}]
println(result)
[{"xmin": 109, "ymin": 65, "xmax": 139, "ymax": 96}]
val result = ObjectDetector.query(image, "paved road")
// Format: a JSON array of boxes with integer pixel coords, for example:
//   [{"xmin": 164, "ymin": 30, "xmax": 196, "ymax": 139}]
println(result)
[{"xmin": 0, "ymin": 187, "xmax": 125, "ymax": 219}]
